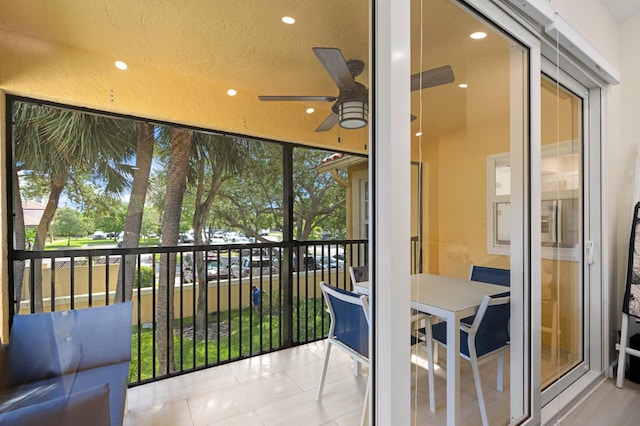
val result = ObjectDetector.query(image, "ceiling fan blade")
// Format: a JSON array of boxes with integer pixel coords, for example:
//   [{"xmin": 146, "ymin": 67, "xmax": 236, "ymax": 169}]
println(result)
[
  {"xmin": 410, "ymin": 65, "xmax": 455, "ymax": 91},
  {"xmin": 259, "ymin": 95, "xmax": 337, "ymax": 102},
  {"xmin": 315, "ymin": 112, "xmax": 339, "ymax": 132},
  {"xmin": 313, "ymin": 47, "xmax": 357, "ymax": 91}
]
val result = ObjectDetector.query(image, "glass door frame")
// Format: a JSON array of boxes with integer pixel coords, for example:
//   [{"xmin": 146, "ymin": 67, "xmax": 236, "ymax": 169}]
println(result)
[{"xmin": 538, "ymin": 56, "xmax": 605, "ymax": 410}]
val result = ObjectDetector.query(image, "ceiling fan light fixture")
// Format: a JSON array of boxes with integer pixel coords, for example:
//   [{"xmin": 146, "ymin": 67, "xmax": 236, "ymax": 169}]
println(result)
[{"xmin": 339, "ymin": 100, "xmax": 368, "ymax": 129}]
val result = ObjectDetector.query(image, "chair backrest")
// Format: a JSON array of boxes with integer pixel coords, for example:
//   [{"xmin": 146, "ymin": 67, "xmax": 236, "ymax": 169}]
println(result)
[
  {"xmin": 349, "ymin": 265, "xmax": 369, "ymax": 286},
  {"xmin": 469, "ymin": 265, "xmax": 510, "ymax": 287},
  {"xmin": 469, "ymin": 293, "xmax": 510, "ymax": 357},
  {"xmin": 6, "ymin": 302, "xmax": 133, "ymax": 385},
  {"xmin": 321, "ymin": 282, "xmax": 369, "ymax": 358}
]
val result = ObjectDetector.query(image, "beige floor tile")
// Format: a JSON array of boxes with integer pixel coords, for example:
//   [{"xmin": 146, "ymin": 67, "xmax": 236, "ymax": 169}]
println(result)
[
  {"xmin": 127, "ymin": 376, "xmax": 190, "ymax": 413},
  {"xmin": 189, "ymin": 371, "xmax": 303, "ymax": 425},
  {"xmin": 256, "ymin": 374, "xmax": 367, "ymax": 426},
  {"xmin": 228, "ymin": 345, "xmax": 321, "ymax": 383},
  {"xmin": 177, "ymin": 365, "xmax": 239, "ymax": 397},
  {"xmin": 124, "ymin": 399, "xmax": 193, "ymax": 426},
  {"xmin": 204, "ymin": 410, "xmax": 265, "ymax": 426}
]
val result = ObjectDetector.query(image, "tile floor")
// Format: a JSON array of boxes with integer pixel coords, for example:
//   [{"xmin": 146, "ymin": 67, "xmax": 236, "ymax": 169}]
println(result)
[
  {"xmin": 124, "ymin": 341, "xmax": 637, "ymax": 425},
  {"xmin": 124, "ymin": 340, "xmax": 513, "ymax": 425},
  {"xmin": 125, "ymin": 342, "xmax": 366, "ymax": 426}
]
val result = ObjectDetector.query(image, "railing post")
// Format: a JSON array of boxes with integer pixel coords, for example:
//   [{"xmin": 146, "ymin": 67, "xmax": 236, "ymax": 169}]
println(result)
[{"xmin": 282, "ymin": 145, "xmax": 294, "ymax": 347}]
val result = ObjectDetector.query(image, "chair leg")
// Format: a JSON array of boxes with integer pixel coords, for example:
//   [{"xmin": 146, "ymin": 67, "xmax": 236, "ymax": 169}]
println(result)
[
  {"xmin": 354, "ymin": 357, "xmax": 362, "ymax": 376},
  {"xmin": 617, "ymin": 313, "xmax": 629, "ymax": 388},
  {"xmin": 496, "ymin": 353, "xmax": 504, "ymax": 392},
  {"xmin": 471, "ymin": 356, "xmax": 489, "ymax": 426},
  {"xmin": 317, "ymin": 340, "xmax": 333, "ymax": 400}
]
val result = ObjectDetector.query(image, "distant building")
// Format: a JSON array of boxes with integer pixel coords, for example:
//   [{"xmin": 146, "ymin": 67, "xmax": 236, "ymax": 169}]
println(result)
[{"xmin": 22, "ymin": 201, "xmax": 46, "ymax": 227}]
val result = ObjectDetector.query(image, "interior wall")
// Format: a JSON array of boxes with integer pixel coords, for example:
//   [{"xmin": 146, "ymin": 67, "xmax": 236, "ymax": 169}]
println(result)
[
  {"xmin": 424, "ymin": 49, "xmax": 512, "ymax": 279},
  {"xmin": 618, "ymin": 13, "xmax": 640, "ymax": 340}
]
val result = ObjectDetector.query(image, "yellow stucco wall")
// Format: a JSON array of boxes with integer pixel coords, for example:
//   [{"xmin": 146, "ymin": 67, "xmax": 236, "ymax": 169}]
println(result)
[{"xmin": 17, "ymin": 268, "xmax": 347, "ymax": 325}]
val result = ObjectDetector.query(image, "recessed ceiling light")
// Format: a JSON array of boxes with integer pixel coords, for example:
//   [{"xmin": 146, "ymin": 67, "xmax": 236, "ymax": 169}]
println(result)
[
  {"xmin": 227, "ymin": 89, "xmax": 237, "ymax": 96},
  {"xmin": 458, "ymin": 83, "xmax": 468, "ymax": 88},
  {"xmin": 306, "ymin": 107, "xmax": 315, "ymax": 114},
  {"xmin": 416, "ymin": 131, "xmax": 423, "ymax": 137},
  {"xmin": 282, "ymin": 16, "xmax": 295, "ymax": 24},
  {"xmin": 114, "ymin": 60, "xmax": 127, "ymax": 70},
  {"xmin": 470, "ymin": 32, "xmax": 487, "ymax": 40}
]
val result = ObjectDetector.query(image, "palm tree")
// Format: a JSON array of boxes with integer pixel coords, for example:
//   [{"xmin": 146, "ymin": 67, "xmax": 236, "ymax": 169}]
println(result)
[
  {"xmin": 114, "ymin": 123, "xmax": 155, "ymax": 303},
  {"xmin": 189, "ymin": 133, "xmax": 249, "ymax": 332},
  {"xmin": 156, "ymin": 127, "xmax": 193, "ymax": 375},
  {"xmin": 13, "ymin": 102, "xmax": 136, "ymax": 312}
]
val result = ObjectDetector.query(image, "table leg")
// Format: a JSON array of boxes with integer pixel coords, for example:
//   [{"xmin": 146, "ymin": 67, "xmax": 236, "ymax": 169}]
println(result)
[{"xmin": 446, "ymin": 314, "xmax": 460, "ymax": 426}]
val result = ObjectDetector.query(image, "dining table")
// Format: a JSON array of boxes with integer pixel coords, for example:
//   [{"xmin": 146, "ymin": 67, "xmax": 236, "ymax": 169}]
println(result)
[{"xmin": 353, "ymin": 273, "xmax": 509, "ymax": 426}]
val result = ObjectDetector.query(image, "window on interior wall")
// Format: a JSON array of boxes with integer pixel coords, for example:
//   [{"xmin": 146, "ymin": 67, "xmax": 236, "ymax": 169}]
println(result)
[
  {"xmin": 487, "ymin": 142, "xmax": 581, "ymax": 261},
  {"xmin": 361, "ymin": 179, "xmax": 369, "ymax": 238}
]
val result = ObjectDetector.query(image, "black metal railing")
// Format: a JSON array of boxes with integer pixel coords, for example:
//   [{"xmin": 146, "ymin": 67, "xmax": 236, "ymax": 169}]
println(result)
[{"xmin": 11, "ymin": 239, "xmax": 368, "ymax": 386}]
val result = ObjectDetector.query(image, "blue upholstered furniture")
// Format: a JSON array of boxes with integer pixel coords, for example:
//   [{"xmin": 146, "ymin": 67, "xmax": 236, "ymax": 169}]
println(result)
[
  {"xmin": 469, "ymin": 265, "xmax": 511, "ymax": 287},
  {"xmin": 0, "ymin": 302, "xmax": 133, "ymax": 426},
  {"xmin": 426, "ymin": 293, "xmax": 510, "ymax": 426},
  {"xmin": 317, "ymin": 282, "xmax": 370, "ymax": 426}
]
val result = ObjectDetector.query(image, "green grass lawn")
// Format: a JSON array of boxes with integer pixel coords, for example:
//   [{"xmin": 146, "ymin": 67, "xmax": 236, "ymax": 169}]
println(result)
[
  {"xmin": 128, "ymin": 297, "xmax": 328, "ymax": 383},
  {"xmin": 44, "ymin": 237, "xmax": 159, "ymax": 250}
]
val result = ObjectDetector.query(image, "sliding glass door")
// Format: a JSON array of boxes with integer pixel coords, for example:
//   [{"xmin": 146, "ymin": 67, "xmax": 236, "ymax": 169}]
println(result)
[{"xmin": 539, "ymin": 70, "xmax": 590, "ymax": 404}]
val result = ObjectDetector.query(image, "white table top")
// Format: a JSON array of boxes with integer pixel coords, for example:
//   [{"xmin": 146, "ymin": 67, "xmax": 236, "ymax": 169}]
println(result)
[
  {"xmin": 410, "ymin": 273, "xmax": 508, "ymax": 316},
  {"xmin": 353, "ymin": 273, "xmax": 508, "ymax": 314}
]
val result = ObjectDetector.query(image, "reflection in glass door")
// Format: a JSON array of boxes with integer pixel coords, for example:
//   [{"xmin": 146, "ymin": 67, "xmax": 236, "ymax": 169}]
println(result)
[
  {"xmin": 540, "ymin": 75, "xmax": 584, "ymax": 392},
  {"xmin": 409, "ymin": 0, "xmax": 529, "ymax": 423}
]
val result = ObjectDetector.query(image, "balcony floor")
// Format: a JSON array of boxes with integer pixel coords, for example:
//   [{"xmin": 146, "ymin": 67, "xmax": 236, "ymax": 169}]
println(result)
[
  {"xmin": 125, "ymin": 340, "xmax": 509, "ymax": 425},
  {"xmin": 124, "ymin": 341, "xmax": 640, "ymax": 425}
]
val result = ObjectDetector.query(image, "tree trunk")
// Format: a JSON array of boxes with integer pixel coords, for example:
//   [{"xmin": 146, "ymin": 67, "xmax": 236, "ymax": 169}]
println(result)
[
  {"xmin": 31, "ymin": 171, "xmax": 67, "ymax": 312},
  {"xmin": 13, "ymin": 171, "xmax": 26, "ymax": 314},
  {"xmin": 115, "ymin": 123, "xmax": 155, "ymax": 303},
  {"xmin": 194, "ymin": 171, "xmax": 222, "ymax": 333},
  {"xmin": 157, "ymin": 128, "xmax": 193, "ymax": 375}
]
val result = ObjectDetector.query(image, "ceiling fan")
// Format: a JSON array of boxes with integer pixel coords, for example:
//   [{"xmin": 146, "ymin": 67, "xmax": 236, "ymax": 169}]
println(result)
[{"xmin": 258, "ymin": 47, "xmax": 455, "ymax": 132}]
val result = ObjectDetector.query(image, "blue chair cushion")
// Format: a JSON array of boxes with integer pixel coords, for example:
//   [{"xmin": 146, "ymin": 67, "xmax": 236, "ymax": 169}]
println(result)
[
  {"xmin": 470, "ymin": 266, "xmax": 510, "ymax": 287},
  {"xmin": 6, "ymin": 303, "xmax": 133, "ymax": 386},
  {"xmin": 432, "ymin": 293, "xmax": 510, "ymax": 358},
  {"xmin": 325, "ymin": 284, "xmax": 368, "ymax": 358},
  {"xmin": 0, "ymin": 382, "xmax": 110, "ymax": 426}
]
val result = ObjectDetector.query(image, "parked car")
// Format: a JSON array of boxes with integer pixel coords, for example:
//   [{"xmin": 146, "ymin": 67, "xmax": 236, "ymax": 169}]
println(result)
[
  {"xmin": 316, "ymin": 255, "xmax": 344, "ymax": 270},
  {"xmin": 209, "ymin": 237, "xmax": 227, "ymax": 245},
  {"xmin": 178, "ymin": 233, "xmax": 194, "ymax": 244},
  {"xmin": 231, "ymin": 256, "xmax": 276, "ymax": 278},
  {"xmin": 92, "ymin": 230, "xmax": 106, "ymax": 240},
  {"xmin": 207, "ymin": 256, "xmax": 231, "ymax": 280},
  {"xmin": 230, "ymin": 236, "xmax": 251, "ymax": 244},
  {"xmin": 292, "ymin": 254, "xmax": 319, "ymax": 271}
]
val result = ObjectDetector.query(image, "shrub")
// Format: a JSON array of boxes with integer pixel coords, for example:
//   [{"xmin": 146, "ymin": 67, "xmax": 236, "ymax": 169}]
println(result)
[{"xmin": 135, "ymin": 265, "xmax": 155, "ymax": 288}]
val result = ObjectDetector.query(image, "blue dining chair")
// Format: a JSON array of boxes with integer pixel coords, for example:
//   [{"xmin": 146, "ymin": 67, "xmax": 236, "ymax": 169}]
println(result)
[
  {"xmin": 426, "ymin": 293, "xmax": 510, "ymax": 426},
  {"xmin": 469, "ymin": 265, "xmax": 511, "ymax": 287},
  {"xmin": 317, "ymin": 282, "xmax": 370, "ymax": 426}
]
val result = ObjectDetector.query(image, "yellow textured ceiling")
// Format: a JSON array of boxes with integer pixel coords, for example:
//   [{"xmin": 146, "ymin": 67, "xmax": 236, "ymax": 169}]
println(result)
[
  {"xmin": 0, "ymin": 0, "xmax": 510, "ymax": 147},
  {"xmin": 0, "ymin": 0, "xmax": 368, "ymax": 99}
]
